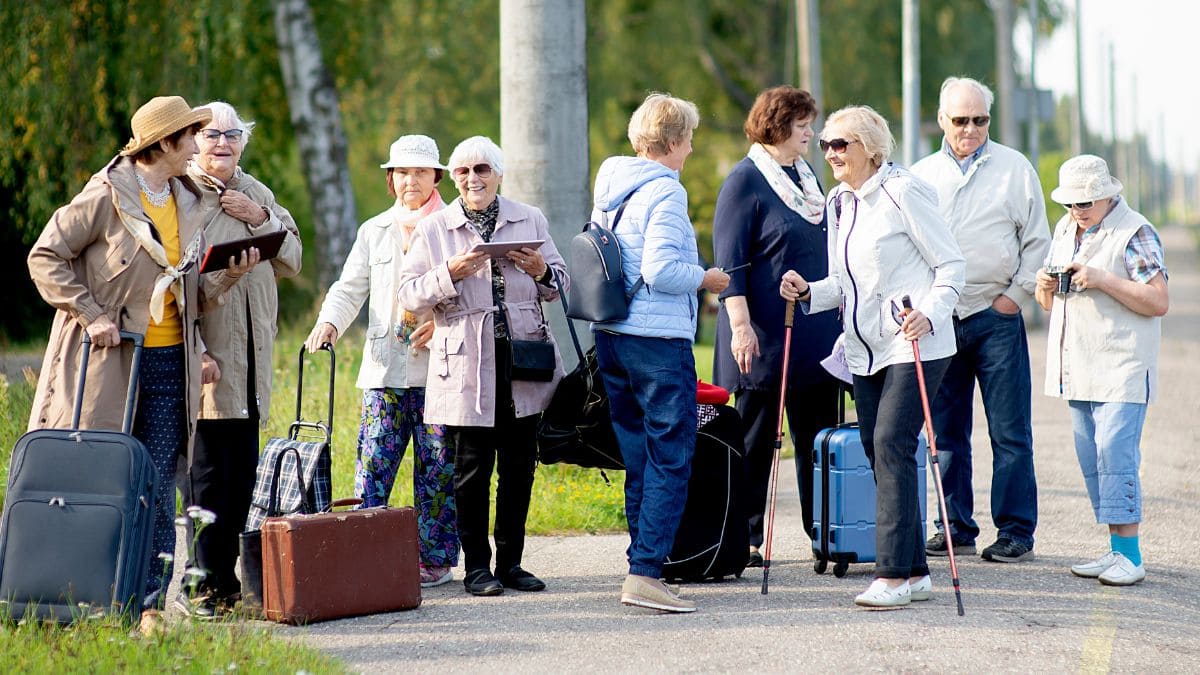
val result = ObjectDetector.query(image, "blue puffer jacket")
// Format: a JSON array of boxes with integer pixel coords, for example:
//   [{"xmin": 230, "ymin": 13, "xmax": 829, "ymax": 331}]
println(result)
[{"xmin": 590, "ymin": 155, "xmax": 705, "ymax": 341}]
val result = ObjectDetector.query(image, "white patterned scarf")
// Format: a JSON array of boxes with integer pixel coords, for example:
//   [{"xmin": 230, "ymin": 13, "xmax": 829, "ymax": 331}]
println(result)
[{"xmin": 747, "ymin": 142, "xmax": 825, "ymax": 224}]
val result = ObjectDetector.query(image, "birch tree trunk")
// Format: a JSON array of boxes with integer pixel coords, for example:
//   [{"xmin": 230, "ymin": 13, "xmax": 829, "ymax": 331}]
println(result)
[{"xmin": 272, "ymin": 0, "xmax": 356, "ymax": 288}]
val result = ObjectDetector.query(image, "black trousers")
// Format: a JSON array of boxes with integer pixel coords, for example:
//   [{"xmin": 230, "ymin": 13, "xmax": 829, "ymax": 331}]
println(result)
[
  {"xmin": 737, "ymin": 376, "xmax": 840, "ymax": 547},
  {"xmin": 853, "ymin": 358, "xmax": 950, "ymax": 579},
  {"xmin": 181, "ymin": 417, "xmax": 259, "ymax": 596},
  {"xmin": 447, "ymin": 339, "xmax": 539, "ymax": 574}
]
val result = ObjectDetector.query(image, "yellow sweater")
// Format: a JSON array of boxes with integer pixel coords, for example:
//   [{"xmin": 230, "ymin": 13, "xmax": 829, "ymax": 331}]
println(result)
[{"xmin": 140, "ymin": 193, "xmax": 183, "ymax": 347}]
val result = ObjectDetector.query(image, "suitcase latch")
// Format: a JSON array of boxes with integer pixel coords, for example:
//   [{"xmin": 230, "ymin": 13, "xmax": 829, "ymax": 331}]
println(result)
[{"xmin": 48, "ymin": 497, "xmax": 66, "ymax": 508}]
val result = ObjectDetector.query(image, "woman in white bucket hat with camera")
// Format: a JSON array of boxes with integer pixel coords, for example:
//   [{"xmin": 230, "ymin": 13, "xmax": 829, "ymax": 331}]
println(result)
[
  {"xmin": 1035, "ymin": 154, "xmax": 1169, "ymax": 586},
  {"xmin": 306, "ymin": 134, "xmax": 459, "ymax": 588}
]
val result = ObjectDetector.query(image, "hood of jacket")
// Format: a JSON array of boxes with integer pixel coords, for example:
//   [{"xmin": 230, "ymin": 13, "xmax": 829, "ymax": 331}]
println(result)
[{"xmin": 592, "ymin": 155, "xmax": 678, "ymax": 212}]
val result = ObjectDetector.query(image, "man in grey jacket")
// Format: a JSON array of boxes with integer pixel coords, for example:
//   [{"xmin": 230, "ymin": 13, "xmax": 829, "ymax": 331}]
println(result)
[{"xmin": 911, "ymin": 77, "xmax": 1050, "ymax": 563}]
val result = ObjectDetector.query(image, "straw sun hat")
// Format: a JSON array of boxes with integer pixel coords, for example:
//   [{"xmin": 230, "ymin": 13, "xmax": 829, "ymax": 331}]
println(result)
[
  {"xmin": 120, "ymin": 96, "xmax": 212, "ymax": 156},
  {"xmin": 1050, "ymin": 154, "xmax": 1124, "ymax": 205}
]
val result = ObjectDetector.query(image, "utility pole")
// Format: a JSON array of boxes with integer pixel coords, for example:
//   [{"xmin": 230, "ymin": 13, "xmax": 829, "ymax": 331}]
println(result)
[
  {"xmin": 1108, "ymin": 42, "xmax": 1119, "ymax": 172},
  {"xmin": 796, "ymin": 0, "xmax": 824, "ymax": 160},
  {"xmin": 902, "ymin": 0, "xmax": 920, "ymax": 166},
  {"xmin": 1129, "ymin": 74, "xmax": 1140, "ymax": 211},
  {"xmin": 1071, "ymin": 0, "xmax": 1084, "ymax": 155},
  {"xmin": 991, "ymin": 0, "xmax": 1017, "ymax": 146},
  {"xmin": 500, "ymin": 0, "xmax": 590, "ymax": 366},
  {"xmin": 1027, "ymin": 0, "xmax": 1039, "ymax": 169}
]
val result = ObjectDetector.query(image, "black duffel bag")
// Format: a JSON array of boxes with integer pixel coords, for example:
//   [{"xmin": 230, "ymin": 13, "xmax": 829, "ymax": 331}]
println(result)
[{"xmin": 536, "ymin": 274, "xmax": 625, "ymax": 471}]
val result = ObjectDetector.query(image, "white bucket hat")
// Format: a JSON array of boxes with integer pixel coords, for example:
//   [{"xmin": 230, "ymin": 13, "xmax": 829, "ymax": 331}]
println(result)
[
  {"xmin": 1050, "ymin": 154, "xmax": 1123, "ymax": 204},
  {"xmin": 380, "ymin": 134, "xmax": 446, "ymax": 170}
]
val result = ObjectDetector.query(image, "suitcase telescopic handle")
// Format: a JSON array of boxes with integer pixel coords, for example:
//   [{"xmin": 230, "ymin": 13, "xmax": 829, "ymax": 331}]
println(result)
[
  {"xmin": 295, "ymin": 342, "xmax": 335, "ymax": 434},
  {"xmin": 76, "ymin": 331, "xmax": 144, "ymax": 434}
]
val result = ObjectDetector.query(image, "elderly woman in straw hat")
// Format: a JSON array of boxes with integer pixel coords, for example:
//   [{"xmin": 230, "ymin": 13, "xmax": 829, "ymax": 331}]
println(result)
[
  {"xmin": 1036, "ymin": 154, "xmax": 1169, "ymax": 587},
  {"xmin": 171, "ymin": 101, "xmax": 303, "ymax": 618},
  {"xmin": 26, "ymin": 95, "xmax": 259, "ymax": 612},
  {"xmin": 306, "ymin": 134, "xmax": 460, "ymax": 588}
]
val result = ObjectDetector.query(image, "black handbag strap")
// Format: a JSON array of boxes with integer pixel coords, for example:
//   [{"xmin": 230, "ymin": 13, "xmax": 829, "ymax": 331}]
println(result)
[
  {"xmin": 550, "ymin": 268, "xmax": 586, "ymax": 365},
  {"xmin": 266, "ymin": 446, "xmax": 311, "ymax": 517}
]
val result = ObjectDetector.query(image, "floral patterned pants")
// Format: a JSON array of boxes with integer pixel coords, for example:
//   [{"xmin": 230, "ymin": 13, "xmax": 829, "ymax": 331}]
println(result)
[{"xmin": 356, "ymin": 387, "xmax": 459, "ymax": 567}]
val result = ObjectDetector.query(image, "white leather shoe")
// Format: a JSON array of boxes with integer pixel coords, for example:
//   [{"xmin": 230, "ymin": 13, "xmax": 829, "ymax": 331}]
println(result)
[
  {"xmin": 1071, "ymin": 551, "xmax": 1120, "ymax": 578},
  {"xmin": 854, "ymin": 579, "xmax": 911, "ymax": 608},
  {"xmin": 1098, "ymin": 554, "xmax": 1146, "ymax": 586},
  {"xmin": 909, "ymin": 575, "xmax": 933, "ymax": 601}
]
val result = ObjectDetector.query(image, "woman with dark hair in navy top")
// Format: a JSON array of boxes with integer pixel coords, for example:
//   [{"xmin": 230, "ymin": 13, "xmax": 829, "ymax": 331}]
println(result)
[{"xmin": 712, "ymin": 86, "xmax": 842, "ymax": 567}]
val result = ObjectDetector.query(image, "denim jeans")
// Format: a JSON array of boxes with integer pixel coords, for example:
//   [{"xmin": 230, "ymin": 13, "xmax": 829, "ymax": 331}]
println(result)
[
  {"xmin": 854, "ymin": 357, "xmax": 949, "ymax": 580},
  {"xmin": 594, "ymin": 331, "xmax": 697, "ymax": 579},
  {"xmin": 931, "ymin": 308, "xmax": 1037, "ymax": 548},
  {"xmin": 1068, "ymin": 400, "xmax": 1146, "ymax": 525}
]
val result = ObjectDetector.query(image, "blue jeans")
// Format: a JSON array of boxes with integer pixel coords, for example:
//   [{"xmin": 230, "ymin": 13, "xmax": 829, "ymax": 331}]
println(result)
[
  {"xmin": 1068, "ymin": 400, "xmax": 1146, "ymax": 525},
  {"xmin": 931, "ymin": 308, "xmax": 1037, "ymax": 548},
  {"xmin": 594, "ymin": 331, "xmax": 697, "ymax": 579}
]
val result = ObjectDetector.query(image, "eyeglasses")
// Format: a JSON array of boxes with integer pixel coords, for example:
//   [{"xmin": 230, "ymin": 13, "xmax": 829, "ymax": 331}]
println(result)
[
  {"xmin": 819, "ymin": 138, "xmax": 856, "ymax": 153},
  {"xmin": 452, "ymin": 163, "xmax": 493, "ymax": 179},
  {"xmin": 1066, "ymin": 201, "xmax": 1095, "ymax": 210},
  {"xmin": 950, "ymin": 116, "xmax": 990, "ymax": 128},
  {"xmin": 200, "ymin": 128, "xmax": 244, "ymax": 142}
]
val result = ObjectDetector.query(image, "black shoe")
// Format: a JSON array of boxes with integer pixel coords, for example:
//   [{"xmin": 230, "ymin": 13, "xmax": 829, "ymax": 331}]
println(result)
[
  {"xmin": 464, "ymin": 569, "xmax": 505, "ymax": 596},
  {"xmin": 746, "ymin": 550, "xmax": 764, "ymax": 568},
  {"xmin": 173, "ymin": 590, "xmax": 218, "ymax": 620},
  {"xmin": 925, "ymin": 531, "xmax": 976, "ymax": 556},
  {"xmin": 496, "ymin": 566, "xmax": 546, "ymax": 592},
  {"xmin": 981, "ymin": 537, "xmax": 1034, "ymax": 563}
]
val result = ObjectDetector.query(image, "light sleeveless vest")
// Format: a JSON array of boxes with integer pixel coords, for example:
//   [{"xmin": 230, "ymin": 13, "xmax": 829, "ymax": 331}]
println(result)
[{"xmin": 1044, "ymin": 199, "xmax": 1161, "ymax": 403}]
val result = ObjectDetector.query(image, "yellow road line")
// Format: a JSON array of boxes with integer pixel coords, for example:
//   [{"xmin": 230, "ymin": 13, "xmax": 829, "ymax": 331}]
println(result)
[{"xmin": 1078, "ymin": 585, "xmax": 1120, "ymax": 674}]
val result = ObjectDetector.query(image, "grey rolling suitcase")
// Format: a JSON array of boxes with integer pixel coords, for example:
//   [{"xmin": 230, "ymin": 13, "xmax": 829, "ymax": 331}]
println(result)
[{"xmin": 0, "ymin": 331, "xmax": 156, "ymax": 622}]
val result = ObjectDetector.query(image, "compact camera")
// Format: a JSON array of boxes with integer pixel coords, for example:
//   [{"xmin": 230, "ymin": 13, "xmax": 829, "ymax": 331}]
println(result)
[{"xmin": 1046, "ymin": 265, "xmax": 1074, "ymax": 294}]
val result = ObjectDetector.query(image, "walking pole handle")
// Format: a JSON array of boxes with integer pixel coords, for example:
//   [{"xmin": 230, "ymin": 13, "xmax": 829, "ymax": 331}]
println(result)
[{"xmin": 783, "ymin": 299, "xmax": 796, "ymax": 328}]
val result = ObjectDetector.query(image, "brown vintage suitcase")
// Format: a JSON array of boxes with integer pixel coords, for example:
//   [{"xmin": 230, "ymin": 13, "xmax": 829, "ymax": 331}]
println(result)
[{"xmin": 261, "ymin": 505, "xmax": 421, "ymax": 624}]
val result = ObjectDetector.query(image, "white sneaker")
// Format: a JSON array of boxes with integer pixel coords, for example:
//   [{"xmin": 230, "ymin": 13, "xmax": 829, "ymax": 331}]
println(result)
[
  {"xmin": 1098, "ymin": 554, "xmax": 1146, "ymax": 586},
  {"xmin": 854, "ymin": 579, "xmax": 911, "ymax": 608},
  {"xmin": 909, "ymin": 575, "xmax": 933, "ymax": 601},
  {"xmin": 1071, "ymin": 551, "xmax": 1121, "ymax": 579}
]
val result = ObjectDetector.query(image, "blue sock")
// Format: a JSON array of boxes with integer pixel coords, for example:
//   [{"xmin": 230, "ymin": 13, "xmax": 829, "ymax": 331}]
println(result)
[{"xmin": 1111, "ymin": 534, "xmax": 1142, "ymax": 567}]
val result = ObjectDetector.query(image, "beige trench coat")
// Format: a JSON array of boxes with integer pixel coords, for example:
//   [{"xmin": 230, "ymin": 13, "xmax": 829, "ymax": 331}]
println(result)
[
  {"xmin": 26, "ymin": 155, "xmax": 235, "ymax": 459},
  {"xmin": 397, "ymin": 196, "xmax": 569, "ymax": 427},
  {"xmin": 190, "ymin": 165, "xmax": 303, "ymax": 422}
]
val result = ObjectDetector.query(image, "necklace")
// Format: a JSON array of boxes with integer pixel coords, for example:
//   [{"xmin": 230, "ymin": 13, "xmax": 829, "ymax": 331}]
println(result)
[{"xmin": 135, "ymin": 172, "xmax": 171, "ymax": 208}]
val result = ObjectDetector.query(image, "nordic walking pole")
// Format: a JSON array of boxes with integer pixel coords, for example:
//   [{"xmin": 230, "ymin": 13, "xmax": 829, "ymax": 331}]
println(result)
[
  {"xmin": 762, "ymin": 299, "xmax": 795, "ymax": 595},
  {"xmin": 901, "ymin": 296, "xmax": 965, "ymax": 616}
]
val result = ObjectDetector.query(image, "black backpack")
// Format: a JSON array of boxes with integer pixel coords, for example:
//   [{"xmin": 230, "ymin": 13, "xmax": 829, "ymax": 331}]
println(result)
[{"xmin": 565, "ymin": 192, "xmax": 643, "ymax": 322}]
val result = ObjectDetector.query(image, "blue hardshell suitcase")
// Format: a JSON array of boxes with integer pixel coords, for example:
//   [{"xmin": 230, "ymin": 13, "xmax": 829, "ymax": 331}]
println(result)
[
  {"xmin": 0, "ymin": 332, "xmax": 156, "ymax": 622},
  {"xmin": 811, "ymin": 391, "xmax": 927, "ymax": 577}
]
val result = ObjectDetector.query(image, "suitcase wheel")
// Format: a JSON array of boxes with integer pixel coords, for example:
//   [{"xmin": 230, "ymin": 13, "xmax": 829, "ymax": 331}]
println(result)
[
  {"xmin": 814, "ymin": 559, "xmax": 828, "ymax": 574},
  {"xmin": 833, "ymin": 562, "xmax": 849, "ymax": 578}
]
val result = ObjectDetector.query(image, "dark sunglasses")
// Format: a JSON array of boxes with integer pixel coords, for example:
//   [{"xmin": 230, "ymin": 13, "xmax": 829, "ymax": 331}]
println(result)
[
  {"xmin": 201, "ymin": 128, "xmax": 244, "ymax": 142},
  {"xmin": 819, "ymin": 138, "xmax": 855, "ymax": 153},
  {"xmin": 950, "ymin": 116, "xmax": 990, "ymax": 128},
  {"xmin": 452, "ymin": 163, "xmax": 493, "ymax": 179},
  {"xmin": 1066, "ymin": 201, "xmax": 1095, "ymax": 210}
]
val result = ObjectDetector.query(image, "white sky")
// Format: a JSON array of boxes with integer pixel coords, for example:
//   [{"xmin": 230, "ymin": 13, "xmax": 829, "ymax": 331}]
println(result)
[{"xmin": 1022, "ymin": 0, "xmax": 1197, "ymax": 170}]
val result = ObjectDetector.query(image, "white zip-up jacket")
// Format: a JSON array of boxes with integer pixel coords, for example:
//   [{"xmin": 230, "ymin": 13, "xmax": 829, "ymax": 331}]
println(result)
[
  {"xmin": 315, "ymin": 201, "xmax": 440, "ymax": 390},
  {"xmin": 911, "ymin": 140, "xmax": 1049, "ymax": 317},
  {"xmin": 806, "ymin": 163, "xmax": 965, "ymax": 376}
]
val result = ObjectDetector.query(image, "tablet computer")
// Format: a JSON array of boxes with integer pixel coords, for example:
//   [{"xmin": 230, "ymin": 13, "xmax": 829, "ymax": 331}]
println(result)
[
  {"xmin": 470, "ymin": 239, "xmax": 545, "ymax": 258},
  {"xmin": 199, "ymin": 228, "xmax": 288, "ymax": 273}
]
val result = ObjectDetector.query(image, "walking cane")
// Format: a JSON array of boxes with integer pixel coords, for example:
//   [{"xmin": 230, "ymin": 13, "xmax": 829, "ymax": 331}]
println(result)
[
  {"xmin": 901, "ymin": 296, "xmax": 965, "ymax": 616},
  {"xmin": 761, "ymin": 300, "xmax": 795, "ymax": 595}
]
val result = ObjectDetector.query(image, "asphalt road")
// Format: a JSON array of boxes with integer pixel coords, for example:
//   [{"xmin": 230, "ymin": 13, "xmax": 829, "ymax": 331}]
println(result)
[{"xmin": 182, "ymin": 224, "xmax": 1200, "ymax": 673}]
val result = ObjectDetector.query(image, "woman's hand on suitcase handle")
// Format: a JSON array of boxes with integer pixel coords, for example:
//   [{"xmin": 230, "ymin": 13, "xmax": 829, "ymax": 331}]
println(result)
[
  {"xmin": 86, "ymin": 315, "xmax": 121, "ymax": 348},
  {"xmin": 305, "ymin": 322, "xmax": 338, "ymax": 354},
  {"xmin": 409, "ymin": 321, "xmax": 435, "ymax": 350},
  {"xmin": 201, "ymin": 352, "xmax": 222, "ymax": 385}
]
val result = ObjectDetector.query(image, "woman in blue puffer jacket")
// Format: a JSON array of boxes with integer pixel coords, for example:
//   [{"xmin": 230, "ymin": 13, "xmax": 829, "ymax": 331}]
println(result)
[{"xmin": 591, "ymin": 93, "xmax": 729, "ymax": 614}]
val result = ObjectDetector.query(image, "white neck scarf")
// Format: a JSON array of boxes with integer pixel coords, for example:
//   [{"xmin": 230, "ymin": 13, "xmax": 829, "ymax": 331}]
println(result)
[{"xmin": 747, "ymin": 142, "xmax": 825, "ymax": 224}]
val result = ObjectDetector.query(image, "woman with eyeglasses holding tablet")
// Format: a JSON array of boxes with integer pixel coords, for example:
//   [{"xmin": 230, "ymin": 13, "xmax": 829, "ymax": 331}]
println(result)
[
  {"xmin": 711, "ymin": 86, "xmax": 842, "ymax": 566},
  {"xmin": 1036, "ymin": 155, "xmax": 1168, "ymax": 587},
  {"xmin": 307, "ymin": 134, "xmax": 460, "ymax": 591},
  {"xmin": 173, "ymin": 101, "xmax": 303, "ymax": 618},
  {"xmin": 780, "ymin": 105, "xmax": 964, "ymax": 609},
  {"xmin": 398, "ymin": 136, "xmax": 568, "ymax": 597}
]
